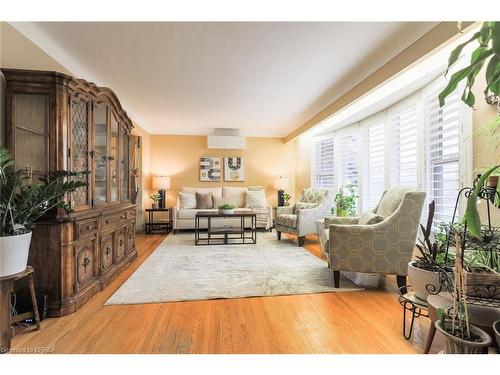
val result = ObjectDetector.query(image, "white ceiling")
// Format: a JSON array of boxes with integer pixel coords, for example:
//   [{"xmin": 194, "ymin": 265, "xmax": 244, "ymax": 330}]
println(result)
[{"xmin": 11, "ymin": 22, "xmax": 438, "ymax": 137}]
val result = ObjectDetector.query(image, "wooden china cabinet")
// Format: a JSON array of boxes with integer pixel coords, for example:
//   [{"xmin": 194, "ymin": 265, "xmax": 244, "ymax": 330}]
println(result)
[{"xmin": 2, "ymin": 69, "xmax": 137, "ymax": 316}]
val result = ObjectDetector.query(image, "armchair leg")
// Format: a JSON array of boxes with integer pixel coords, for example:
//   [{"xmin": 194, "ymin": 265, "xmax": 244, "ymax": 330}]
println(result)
[
  {"xmin": 333, "ymin": 270, "xmax": 340, "ymax": 288},
  {"xmin": 396, "ymin": 275, "xmax": 407, "ymax": 294},
  {"xmin": 277, "ymin": 231, "xmax": 281, "ymax": 240},
  {"xmin": 298, "ymin": 236, "xmax": 305, "ymax": 247}
]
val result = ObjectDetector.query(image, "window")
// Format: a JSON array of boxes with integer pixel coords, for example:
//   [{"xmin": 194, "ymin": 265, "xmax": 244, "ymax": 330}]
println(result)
[
  {"xmin": 423, "ymin": 79, "xmax": 462, "ymax": 227},
  {"xmin": 313, "ymin": 137, "xmax": 335, "ymax": 188},
  {"xmin": 312, "ymin": 74, "xmax": 471, "ymax": 228},
  {"xmin": 388, "ymin": 99, "xmax": 419, "ymax": 188},
  {"xmin": 362, "ymin": 116, "xmax": 385, "ymax": 211}
]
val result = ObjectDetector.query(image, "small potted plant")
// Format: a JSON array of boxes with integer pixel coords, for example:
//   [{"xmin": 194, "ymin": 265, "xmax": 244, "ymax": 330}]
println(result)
[
  {"xmin": 333, "ymin": 184, "xmax": 357, "ymax": 217},
  {"xmin": 434, "ymin": 235, "xmax": 492, "ymax": 353},
  {"xmin": 150, "ymin": 193, "xmax": 161, "ymax": 209},
  {"xmin": 407, "ymin": 201, "xmax": 453, "ymax": 301},
  {"xmin": 0, "ymin": 147, "xmax": 87, "ymax": 277},
  {"xmin": 282, "ymin": 192, "xmax": 291, "ymax": 206},
  {"xmin": 218, "ymin": 203, "xmax": 235, "ymax": 215}
]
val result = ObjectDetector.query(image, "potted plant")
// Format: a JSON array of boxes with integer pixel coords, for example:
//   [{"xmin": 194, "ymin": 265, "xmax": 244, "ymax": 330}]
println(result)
[
  {"xmin": 438, "ymin": 21, "xmax": 500, "ymax": 239},
  {"xmin": 218, "ymin": 203, "xmax": 235, "ymax": 215},
  {"xmin": 407, "ymin": 201, "xmax": 453, "ymax": 301},
  {"xmin": 282, "ymin": 192, "xmax": 292, "ymax": 206},
  {"xmin": 150, "ymin": 193, "xmax": 161, "ymax": 209},
  {"xmin": 0, "ymin": 147, "xmax": 87, "ymax": 277},
  {"xmin": 435, "ymin": 234, "xmax": 492, "ymax": 354},
  {"xmin": 333, "ymin": 184, "xmax": 357, "ymax": 217}
]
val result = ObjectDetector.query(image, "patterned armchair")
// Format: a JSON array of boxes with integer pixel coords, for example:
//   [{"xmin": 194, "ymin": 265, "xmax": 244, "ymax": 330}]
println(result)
[
  {"xmin": 276, "ymin": 187, "xmax": 334, "ymax": 246},
  {"xmin": 316, "ymin": 187, "xmax": 426, "ymax": 288}
]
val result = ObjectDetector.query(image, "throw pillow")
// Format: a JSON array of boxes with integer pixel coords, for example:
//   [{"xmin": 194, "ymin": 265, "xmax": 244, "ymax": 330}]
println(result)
[
  {"xmin": 293, "ymin": 202, "xmax": 318, "ymax": 214},
  {"xmin": 358, "ymin": 210, "xmax": 384, "ymax": 225},
  {"xmin": 196, "ymin": 192, "xmax": 213, "ymax": 209},
  {"xmin": 178, "ymin": 192, "xmax": 197, "ymax": 209},
  {"xmin": 245, "ymin": 189, "xmax": 267, "ymax": 208}
]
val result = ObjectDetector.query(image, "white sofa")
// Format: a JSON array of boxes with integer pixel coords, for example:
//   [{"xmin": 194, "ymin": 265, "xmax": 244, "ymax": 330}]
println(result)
[{"xmin": 173, "ymin": 186, "xmax": 273, "ymax": 233}]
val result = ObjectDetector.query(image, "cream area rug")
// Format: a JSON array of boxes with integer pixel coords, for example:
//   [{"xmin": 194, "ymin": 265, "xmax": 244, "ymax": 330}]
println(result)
[{"xmin": 105, "ymin": 232, "xmax": 362, "ymax": 305}]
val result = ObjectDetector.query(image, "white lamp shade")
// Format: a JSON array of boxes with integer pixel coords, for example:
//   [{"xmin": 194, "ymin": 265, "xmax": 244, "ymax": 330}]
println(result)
[
  {"xmin": 274, "ymin": 176, "xmax": 289, "ymax": 190},
  {"xmin": 152, "ymin": 176, "xmax": 171, "ymax": 190}
]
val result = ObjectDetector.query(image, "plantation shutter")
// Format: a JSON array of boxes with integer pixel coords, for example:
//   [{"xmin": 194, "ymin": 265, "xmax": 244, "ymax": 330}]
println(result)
[
  {"xmin": 389, "ymin": 100, "xmax": 419, "ymax": 188},
  {"xmin": 339, "ymin": 131, "xmax": 359, "ymax": 211},
  {"xmin": 423, "ymin": 80, "xmax": 461, "ymax": 227},
  {"xmin": 362, "ymin": 116, "xmax": 385, "ymax": 211},
  {"xmin": 314, "ymin": 137, "xmax": 335, "ymax": 188}
]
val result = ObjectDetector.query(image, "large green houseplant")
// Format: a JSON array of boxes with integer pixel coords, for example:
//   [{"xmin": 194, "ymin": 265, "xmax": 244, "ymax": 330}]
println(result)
[
  {"xmin": 0, "ymin": 146, "xmax": 87, "ymax": 276},
  {"xmin": 438, "ymin": 21, "xmax": 500, "ymax": 238}
]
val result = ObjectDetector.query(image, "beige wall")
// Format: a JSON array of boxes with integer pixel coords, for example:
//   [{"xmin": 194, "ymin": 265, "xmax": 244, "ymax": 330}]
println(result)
[{"xmin": 149, "ymin": 135, "xmax": 295, "ymax": 208}]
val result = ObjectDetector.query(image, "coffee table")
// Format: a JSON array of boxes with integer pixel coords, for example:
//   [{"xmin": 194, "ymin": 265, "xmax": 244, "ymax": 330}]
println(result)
[{"xmin": 195, "ymin": 211, "xmax": 257, "ymax": 245}]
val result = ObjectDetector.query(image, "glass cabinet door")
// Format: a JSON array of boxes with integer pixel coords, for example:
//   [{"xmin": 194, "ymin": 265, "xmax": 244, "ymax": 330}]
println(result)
[
  {"xmin": 93, "ymin": 103, "xmax": 108, "ymax": 204},
  {"xmin": 120, "ymin": 126, "xmax": 130, "ymax": 201},
  {"xmin": 70, "ymin": 96, "xmax": 91, "ymax": 209},
  {"xmin": 110, "ymin": 113, "xmax": 119, "ymax": 202}
]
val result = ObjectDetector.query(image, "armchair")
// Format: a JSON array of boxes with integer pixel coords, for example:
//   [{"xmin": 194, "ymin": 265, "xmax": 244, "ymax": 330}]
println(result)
[
  {"xmin": 275, "ymin": 187, "xmax": 334, "ymax": 246},
  {"xmin": 317, "ymin": 187, "xmax": 426, "ymax": 288}
]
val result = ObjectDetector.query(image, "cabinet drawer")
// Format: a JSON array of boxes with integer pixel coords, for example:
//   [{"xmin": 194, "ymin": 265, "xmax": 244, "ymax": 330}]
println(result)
[
  {"xmin": 127, "ymin": 209, "xmax": 136, "ymax": 220},
  {"xmin": 100, "ymin": 234, "xmax": 114, "ymax": 273},
  {"xmin": 114, "ymin": 228, "xmax": 126, "ymax": 262},
  {"xmin": 126, "ymin": 223, "xmax": 135, "ymax": 253},
  {"xmin": 102, "ymin": 212, "xmax": 127, "ymax": 231},
  {"xmin": 75, "ymin": 239, "xmax": 98, "ymax": 291},
  {"xmin": 74, "ymin": 219, "xmax": 98, "ymax": 240}
]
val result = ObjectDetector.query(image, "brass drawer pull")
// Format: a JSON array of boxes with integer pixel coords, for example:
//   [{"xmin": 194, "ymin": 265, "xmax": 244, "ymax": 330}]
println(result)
[
  {"xmin": 105, "ymin": 247, "xmax": 111, "ymax": 258},
  {"xmin": 119, "ymin": 239, "xmax": 124, "ymax": 247}
]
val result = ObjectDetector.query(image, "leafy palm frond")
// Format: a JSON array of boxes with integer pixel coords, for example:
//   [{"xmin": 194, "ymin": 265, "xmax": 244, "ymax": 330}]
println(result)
[{"xmin": 0, "ymin": 146, "xmax": 88, "ymax": 236}]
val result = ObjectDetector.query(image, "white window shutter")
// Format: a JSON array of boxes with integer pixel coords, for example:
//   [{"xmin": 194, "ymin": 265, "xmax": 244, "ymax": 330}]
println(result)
[
  {"xmin": 388, "ymin": 99, "xmax": 419, "ymax": 189},
  {"xmin": 362, "ymin": 116, "xmax": 385, "ymax": 211},
  {"xmin": 423, "ymin": 80, "xmax": 461, "ymax": 227},
  {"xmin": 313, "ymin": 137, "xmax": 335, "ymax": 188},
  {"xmin": 338, "ymin": 130, "xmax": 359, "ymax": 211}
]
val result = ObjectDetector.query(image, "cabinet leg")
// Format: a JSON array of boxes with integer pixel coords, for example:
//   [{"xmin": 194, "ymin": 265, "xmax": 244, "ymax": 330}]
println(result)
[
  {"xmin": 277, "ymin": 231, "xmax": 281, "ymax": 240},
  {"xmin": 298, "ymin": 236, "xmax": 305, "ymax": 247}
]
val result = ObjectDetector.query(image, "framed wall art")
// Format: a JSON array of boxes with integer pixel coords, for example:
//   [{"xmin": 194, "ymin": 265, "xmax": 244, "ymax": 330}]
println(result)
[
  {"xmin": 224, "ymin": 157, "xmax": 245, "ymax": 181},
  {"xmin": 200, "ymin": 156, "xmax": 221, "ymax": 181}
]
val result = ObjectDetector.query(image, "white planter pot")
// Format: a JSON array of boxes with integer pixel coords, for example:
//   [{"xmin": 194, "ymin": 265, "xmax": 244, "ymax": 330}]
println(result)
[
  {"xmin": 219, "ymin": 209, "xmax": 234, "ymax": 215},
  {"xmin": 0, "ymin": 232, "xmax": 32, "ymax": 277},
  {"xmin": 407, "ymin": 261, "xmax": 441, "ymax": 302}
]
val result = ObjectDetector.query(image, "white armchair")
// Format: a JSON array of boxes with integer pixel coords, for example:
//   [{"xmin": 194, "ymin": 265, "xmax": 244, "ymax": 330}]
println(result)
[{"xmin": 275, "ymin": 187, "xmax": 334, "ymax": 246}]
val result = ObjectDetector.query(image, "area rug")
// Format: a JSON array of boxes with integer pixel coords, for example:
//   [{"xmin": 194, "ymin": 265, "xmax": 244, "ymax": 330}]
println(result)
[{"xmin": 105, "ymin": 232, "xmax": 362, "ymax": 305}]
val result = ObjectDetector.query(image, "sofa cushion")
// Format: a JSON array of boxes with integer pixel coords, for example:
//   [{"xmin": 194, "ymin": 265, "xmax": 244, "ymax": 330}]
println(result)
[
  {"xmin": 213, "ymin": 196, "xmax": 236, "ymax": 208},
  {"xmin": 182, "ymin": 186, "xmax": 223, "ymax": 198},
  {"xmin": 358, "ymin": 210, "xmax": 384, "ymax": 225},
  {"xmin": 178, "ymin": 192, "xmax": 196, "ymax": 209},
  {"xmin": 245, "ymin": 189, "xmax": 267, "ymax": 208},
  {"xmin": 275, "ymin": 213, "xmax": 297, "ymax": 228},
  {"xmin": 222, "ymin": 187, "xmax": 247, "ymax": 208},
  {"xmin": 196, "ymin": 192, "xmax": 213, "ymax": 209},
  {"xmin": 375, "ymin": 187, "xmax": 411, "ymax": 218}
]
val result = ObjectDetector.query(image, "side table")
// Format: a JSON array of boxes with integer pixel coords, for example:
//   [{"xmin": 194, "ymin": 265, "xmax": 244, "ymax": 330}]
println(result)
[
  {"xmin": 398, "ymin": 285, "xmax": 429, "ymax": 340},
  {"xmin": 145, "ymin": 207, "xmax": 173, "ymax": 234},
  {"xmin": 1, "ymin": 266, "xmax": 41, "ymax": 354}
]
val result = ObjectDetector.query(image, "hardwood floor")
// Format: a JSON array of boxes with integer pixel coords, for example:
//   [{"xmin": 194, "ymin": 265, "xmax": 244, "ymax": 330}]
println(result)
[{"xmin": 10, "ymin": 232, "xmax": 434, "ymax": 354}]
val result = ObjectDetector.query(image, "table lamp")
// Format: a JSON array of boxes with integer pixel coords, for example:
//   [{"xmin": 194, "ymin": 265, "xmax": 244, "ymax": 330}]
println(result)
[
  {"xmin": 273, "ymin": 176, "xmax": 289, "ymax": 207},
  {"xmin": 152, "ymin": 176, "xmax": 171, "ymax": 209}
]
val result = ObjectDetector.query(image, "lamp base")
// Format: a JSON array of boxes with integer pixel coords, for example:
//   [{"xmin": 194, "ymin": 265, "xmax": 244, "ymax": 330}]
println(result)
[
  {"xmin": 158, "ymin": 189, "xmax": 167, "ymax": 209},
  {"xmin": 277, "ymin": 189, "xmax": 284, "ymax": 207}
]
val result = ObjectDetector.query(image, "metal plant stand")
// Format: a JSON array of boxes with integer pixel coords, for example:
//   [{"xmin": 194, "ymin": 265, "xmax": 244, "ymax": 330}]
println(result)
[{"xmin": 398, "ymin": 285, "xmax": 429, "ymax": 340}]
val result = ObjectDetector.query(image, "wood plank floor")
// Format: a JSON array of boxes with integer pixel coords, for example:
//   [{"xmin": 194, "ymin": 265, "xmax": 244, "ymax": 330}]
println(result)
[{"xmin": 10, "ymin": 232, "xmax": 435, "ymax": 354}]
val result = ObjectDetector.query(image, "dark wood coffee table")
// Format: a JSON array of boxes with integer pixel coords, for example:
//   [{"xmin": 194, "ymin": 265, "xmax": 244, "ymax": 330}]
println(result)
[{"xmin": 195, "ymin": 211, "xmax": 257, "ymax": 245}]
